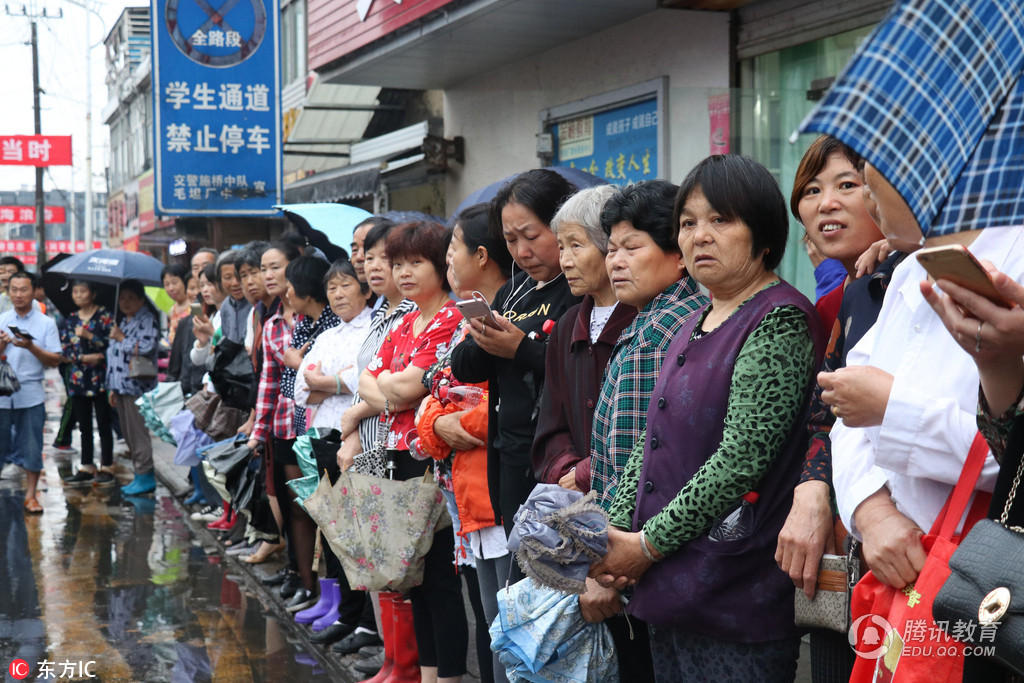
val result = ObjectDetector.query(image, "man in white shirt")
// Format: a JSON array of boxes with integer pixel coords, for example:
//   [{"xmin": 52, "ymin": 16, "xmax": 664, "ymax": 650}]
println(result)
[
  {"xmin": 0, "ymin": 271, "xmax": 63, "ymax": 513},
  {"xmin": 824, "ymin": 164, "xmax": 1012, "ymax": 589}
]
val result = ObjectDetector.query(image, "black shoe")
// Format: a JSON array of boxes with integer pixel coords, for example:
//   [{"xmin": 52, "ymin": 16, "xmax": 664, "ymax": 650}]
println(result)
[
  {"xmin": 261, "ymin": 567, "xmax": 293, "ymax": 586},
  {"xmin": 63, "ymin": 470, "xmax": 94, "ymax": 487},
  {"xmin": 284, "ymin": 588, "xmax": 316, "ymax": 613},
  {"xmin": 311, "ymin": 620, "xmax": 356, "ymax": 645},
  {"xmin": 352, "ymin": 651, "xmax": 385, "ymax": 675},
  {"xmin": 330, "ymin": 629, "xmax": 381, "ymax": 655},
  {"xmin": 93, "ymin": 471, "xmax": 116, "ymax": 487},
  {"xmin": 279, "ymin": 572, "xmax": 302, "ymax": 599}
]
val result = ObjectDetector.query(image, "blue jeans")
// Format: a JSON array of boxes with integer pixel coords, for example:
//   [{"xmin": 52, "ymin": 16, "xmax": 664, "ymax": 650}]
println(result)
[{"xmin": 0, "ymin": 404, "xmax": 46, "ymax": 472}]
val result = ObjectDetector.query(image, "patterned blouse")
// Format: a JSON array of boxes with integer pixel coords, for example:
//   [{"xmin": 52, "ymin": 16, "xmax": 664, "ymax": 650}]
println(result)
[
  {"xmin": 368, "ymin": 301, "xmax": 462, "ymax": 450},
  {"xmin": 105, "ymin": 307, "xmax": 159, "ymax": 397},
  {"xmin": 284, "ymin": 306, "xmax": 341, "ymax": 434},
  {"xmin": 60, "ymin": 306, "xmax": 115, "ymax": 397},
  {"xmin": 608, "ymin": 303, "xmax": 817, "ymax": 553}
]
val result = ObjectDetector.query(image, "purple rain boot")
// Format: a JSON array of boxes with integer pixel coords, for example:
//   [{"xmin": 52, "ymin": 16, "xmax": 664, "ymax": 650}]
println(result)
[
  {"xmin": 295, "ymin": 578, "xmax": 336, "ymax": 624},
  {"xmin": 311, "ymin": 582, "xmax": 343, "ymax": 632}
]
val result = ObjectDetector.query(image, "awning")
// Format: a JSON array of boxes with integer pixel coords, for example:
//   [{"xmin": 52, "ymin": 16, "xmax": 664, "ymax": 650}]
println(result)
[{"xmin": 283, "ymin": 160, "xmax": 382, "ymax": 203}]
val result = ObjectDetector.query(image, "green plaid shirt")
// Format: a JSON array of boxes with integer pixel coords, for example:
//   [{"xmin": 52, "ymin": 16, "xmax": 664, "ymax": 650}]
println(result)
[{"xmin": 590, "ymin": 277, "xmax": 708, "ymax": 510}]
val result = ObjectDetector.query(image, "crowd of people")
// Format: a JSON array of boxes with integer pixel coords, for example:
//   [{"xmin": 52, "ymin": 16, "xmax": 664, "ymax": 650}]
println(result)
[{"xmin": 0, "ymin": 136, "xmax": 1021, "ymax": 682}]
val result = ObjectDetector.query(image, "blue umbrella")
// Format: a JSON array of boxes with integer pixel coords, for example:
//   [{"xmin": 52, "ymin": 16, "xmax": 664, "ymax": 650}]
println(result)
[
  {"xmin": 49, "ymin": 248, "xmax": 164, "ymax": 286},
  {"xmin": 275, "ymin": 203, "xmax": 373, "ymax": 262},
  {"xmin": 449, "ymin": 167, "xmax": 609, "ymax": 225},
  {"xmin": 796, "ymin": 0, "xmax": 1024, "ymax": 238}
]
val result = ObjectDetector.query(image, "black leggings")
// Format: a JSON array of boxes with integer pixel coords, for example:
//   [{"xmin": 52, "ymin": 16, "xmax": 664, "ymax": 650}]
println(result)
[
  {"xmin": 408, "ymin": 525, "xmax": 468, "ymax": 677},
  {"xmin": 71, "ymin": 393, "xmax": 114, "ymax": 468},
  {"xmin": 273, "ymin": 437, "xmax": 317, "ymax": 591}
]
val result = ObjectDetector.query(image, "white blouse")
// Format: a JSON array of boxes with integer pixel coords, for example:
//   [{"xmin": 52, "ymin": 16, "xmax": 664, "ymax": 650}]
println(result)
[{"xmin": 294, "ymin": 307, "xmax": 373, "ymax": 430}]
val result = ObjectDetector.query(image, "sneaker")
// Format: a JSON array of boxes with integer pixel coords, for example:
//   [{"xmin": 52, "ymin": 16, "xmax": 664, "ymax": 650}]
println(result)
[
  {"xmin": 190, "ymin": 505, "xmax": 220, "ymax": 522},
  {"xmin": 63, "ymin": 470, "xmax": 94, "ymax": 487},
  {"xmin": 93, "ymin": 471, "xmax": 116, "ymax": 487},
  {"xmin": 51, "ymin": 445, "xmax": 76, "ymax": 453}
]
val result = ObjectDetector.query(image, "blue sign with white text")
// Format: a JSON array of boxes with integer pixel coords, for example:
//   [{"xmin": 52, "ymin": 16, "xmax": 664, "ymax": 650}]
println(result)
[
  {"xmin": 552, "ymin": 98, "xmax": 659, "ymax": 186},
  {"xmin": 151, "ymin": 0, "xmax": 281, "ymax": 215}
]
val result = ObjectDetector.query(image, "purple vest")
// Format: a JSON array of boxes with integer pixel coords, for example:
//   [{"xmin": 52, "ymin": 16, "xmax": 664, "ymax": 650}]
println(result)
[{"xmin": 628, "ymin": 280, "xmax": 824, "ymax": 641}]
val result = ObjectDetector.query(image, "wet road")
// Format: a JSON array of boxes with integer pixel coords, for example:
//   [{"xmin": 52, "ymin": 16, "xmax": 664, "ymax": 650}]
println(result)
[{"xmin": 0, "ymin": 379, "xmax": 335, "ymax": 683}]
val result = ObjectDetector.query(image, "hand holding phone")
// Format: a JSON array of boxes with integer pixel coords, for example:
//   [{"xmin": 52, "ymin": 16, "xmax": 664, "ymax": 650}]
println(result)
[
  {"xmin": 454, "ymin": 292, "xmax": 501, "ymax": 329},
  {"xmin": 916, "ymin": 245, "xmax": 1013, "ymax": 308},
  {"xmin": 8, "ymin": 326, "xmax": 34, "ymax": 341}
]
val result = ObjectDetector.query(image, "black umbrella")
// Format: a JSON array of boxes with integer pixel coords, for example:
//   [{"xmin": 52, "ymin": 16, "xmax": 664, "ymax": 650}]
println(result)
[{"xmin": 41, "ymin": 254, "xmax": 117, "ymax": 318}]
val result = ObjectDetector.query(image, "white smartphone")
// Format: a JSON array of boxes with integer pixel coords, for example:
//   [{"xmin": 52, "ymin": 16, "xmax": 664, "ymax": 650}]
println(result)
[{"xmin": 455, "ymin": 292, "xmax": 501, "ymax": 329}]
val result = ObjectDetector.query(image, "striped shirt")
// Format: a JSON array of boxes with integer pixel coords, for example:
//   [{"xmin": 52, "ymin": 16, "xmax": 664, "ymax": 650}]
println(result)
[
  {"xmin": 589, "ymin": 277, "xmax": 707, "ymax": 511},
  {"xmin": 353, "ymin": 298, "xmax": 417, "ymax": 452}
]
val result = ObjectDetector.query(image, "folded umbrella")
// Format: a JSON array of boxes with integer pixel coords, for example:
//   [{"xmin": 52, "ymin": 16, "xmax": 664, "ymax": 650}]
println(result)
[
  {"xmin": 797, "ymin": 0, "xmax": 1024, "ymax": 237},
  {"xmin": 506, "ymin": 484, "xmax": 608, "ymax": 594},
  {"xmin": 170, "ymin": 410, "xmax": 214, "ymax": 467},
  {"xmin": 489, "ymin": 577, "xmax": 619, "ymax": 683}
]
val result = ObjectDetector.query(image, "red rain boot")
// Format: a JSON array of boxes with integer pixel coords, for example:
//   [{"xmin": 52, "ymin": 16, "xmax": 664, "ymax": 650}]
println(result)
[
  {"xmin": 359, "ymin": 592, "xmax": 397, "ymax": 683},
  {"xmin": 384, "ymin": 597, "xmax": 420, "ymax": 683},
  {"xmin": 207, "ymin": 502, "xmax": 233, "ymax": 530}
]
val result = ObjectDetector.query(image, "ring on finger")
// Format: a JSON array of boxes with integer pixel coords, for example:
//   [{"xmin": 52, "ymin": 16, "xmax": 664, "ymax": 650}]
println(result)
[
  {"xmin": 975, "ymin": 320, "xmax": 983, "ymax": 353},
  {"xmin": 831, "ymin": 405, "xmax": 840, "ymax": 418}
]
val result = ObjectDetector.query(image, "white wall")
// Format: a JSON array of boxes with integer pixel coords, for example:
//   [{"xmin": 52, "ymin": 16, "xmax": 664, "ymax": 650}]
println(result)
[{"xmin": 443, "ymin": 8, "xmax": 731, "ymax": 209}]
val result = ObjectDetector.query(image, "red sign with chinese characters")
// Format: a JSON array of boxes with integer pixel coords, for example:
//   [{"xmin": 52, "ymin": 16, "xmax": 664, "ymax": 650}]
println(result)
[
  {"xmin": 308, "ymin": 0, "xmax": 455, "ymax": 71},
  {"xmin": 0, "ymin": 239, "xmax": 102, "ymax": 255},
  {"xmin": 0, "ymin": 206, "xmax": 67, "ymax": 224},
  {"xmin": 0, "ymin": 135, "xmax": 72, "ymax": 166}
]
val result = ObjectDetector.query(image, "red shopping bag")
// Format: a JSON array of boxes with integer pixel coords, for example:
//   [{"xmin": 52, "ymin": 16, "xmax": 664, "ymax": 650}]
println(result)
[{"xmin": 849, "ymin": 433, "xmax": 991, "ymax": 683}]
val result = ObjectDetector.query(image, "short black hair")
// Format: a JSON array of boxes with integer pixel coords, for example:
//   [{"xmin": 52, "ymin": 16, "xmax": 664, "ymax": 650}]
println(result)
[
  {"xmin": 285, "ymin": 255, "xmax": 330, "ymax": 304},
  {"xmin": 267, "ymin": 235, "xmax": 304, "ymax": 263},
  {"xmin": 237, "ymin": 241, "xmax": 270, "ymax": 272},
  {"xmin": 601, "ymin": 180, "xmax": 681, "ymax": 253},
  {"xmin": 116, "ymin": 278, "xmax": 160, "ymax": 322},
  {"xmin": 385, "ymin": 222, "xmax": 450, "ymax": 290},
  {"xmin": 0, "ymin": 256, "xmax": 25, "ymax": 270},
  {"xmin": 8, "ymin": 270, "xmax": 36, "ymax": 288},
  {"xmin": 161, "ymin": 263, "xmax": 190, "ymax": 285},
  {"xmin": 325, "ymin": 259, "xmax": 370, "ymax": 296},
  {"xmin": 489, "ymin": 169, "xmax": 577, "ymax": 242},
  {"xmin": 200, "ymin": 263, "xmax": 219, "ymax": 286},
  {"xmin": 455, "ymin": 203, "xmax": 513, "ymax": 277},
  {"xmin": 674, "ymin": 154, "xmax": 789, "ymax": 271},
  {"xmin": 193, "ymin": 247, "xmax": 218, "ymax": 261},
  {"xmin": 363, "ymin": 219, "xmax": 397, "ymax": 253}
]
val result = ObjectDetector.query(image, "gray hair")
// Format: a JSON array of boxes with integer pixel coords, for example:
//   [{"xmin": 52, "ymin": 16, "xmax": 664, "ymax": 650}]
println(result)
[{"xmin": 550, "ymin": 184, "xmax": 618, "ymax": 253}]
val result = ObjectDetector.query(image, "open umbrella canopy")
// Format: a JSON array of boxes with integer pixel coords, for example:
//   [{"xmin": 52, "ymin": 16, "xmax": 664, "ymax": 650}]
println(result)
[
  {"xmin": 797, "ymin": 0, "xmax": 1024, "ymax": 238},
  {"xmin": 449, "ymin": 167, "xmax": 609, "ymax": 225},
  {"xmin": 41, "ymin": 253, "xmax": 117, "ymax": 318},
  {"xmin": 275, "ymin": 203, "xmax": 373, "ymax": 262},
  {"xmin": 48, "ymin": 248, "xmax": 165, "ymax": 287}
]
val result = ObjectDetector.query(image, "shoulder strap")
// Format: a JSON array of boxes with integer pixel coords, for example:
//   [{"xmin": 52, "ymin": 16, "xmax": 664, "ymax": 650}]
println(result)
[{"xmin": 931, "ymin": 432, "xmax": 991, "ymax": 538}]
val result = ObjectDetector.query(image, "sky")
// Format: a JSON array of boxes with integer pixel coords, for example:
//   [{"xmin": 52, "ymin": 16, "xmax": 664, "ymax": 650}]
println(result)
[{"xmin": 0, "ymin": 0, "xmax": 131, "ymax": 200}]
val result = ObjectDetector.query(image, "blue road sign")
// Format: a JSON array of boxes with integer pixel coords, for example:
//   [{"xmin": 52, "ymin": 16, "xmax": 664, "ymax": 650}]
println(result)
[
  {"xmin": 151, "ymin": 0, "xmax": 281, "ymax": 215},
  {"xmin": 552, "ymin": 98, "xmax": 659, "ymax": 186}
]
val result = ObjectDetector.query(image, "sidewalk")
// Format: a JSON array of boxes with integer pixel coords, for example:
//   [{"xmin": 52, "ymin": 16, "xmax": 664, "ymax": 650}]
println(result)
[{"xmin": 150, "ymin": 436, "xmax": 484, "ymax": 682}]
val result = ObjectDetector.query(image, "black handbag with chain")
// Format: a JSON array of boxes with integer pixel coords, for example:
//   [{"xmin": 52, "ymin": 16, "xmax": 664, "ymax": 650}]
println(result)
[{"xmin": 934, "ymin": 448, "xmax": 1024, "ymax": 674}]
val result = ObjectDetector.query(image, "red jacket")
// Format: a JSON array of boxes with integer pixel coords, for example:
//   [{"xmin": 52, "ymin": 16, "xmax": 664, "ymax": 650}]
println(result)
[{"xmin": 417, "ymin": 383, "xmax": 498, "ymax": 535}]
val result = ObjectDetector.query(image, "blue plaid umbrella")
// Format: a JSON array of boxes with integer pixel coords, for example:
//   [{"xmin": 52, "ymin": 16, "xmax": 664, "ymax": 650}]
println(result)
[{"xmin": 796, "ymin": 0, "xmax": 1024, "ymax": 237}]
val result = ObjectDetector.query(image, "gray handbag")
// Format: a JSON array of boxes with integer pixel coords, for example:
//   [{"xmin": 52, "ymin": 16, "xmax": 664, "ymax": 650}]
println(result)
[
  {"xmin": 793, "ymin": 539, "xmax": 861, "ymax": 633},
  {"xmin": 128, "ymin": 342, "xmax": 158, "ymax": 380},
  {"xmin": 934, "ymin": 451, "xmax": 1024, "ymax": 674}
]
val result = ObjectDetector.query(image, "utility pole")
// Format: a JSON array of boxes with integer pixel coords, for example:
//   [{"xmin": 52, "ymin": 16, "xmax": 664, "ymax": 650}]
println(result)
[
  {"xmin": 31, "ymin": 20, "xmax": 45, "ymax": 269},
  {"xmin": 85, "ymin": 1, "xmax": 93, "ymax": 253}
]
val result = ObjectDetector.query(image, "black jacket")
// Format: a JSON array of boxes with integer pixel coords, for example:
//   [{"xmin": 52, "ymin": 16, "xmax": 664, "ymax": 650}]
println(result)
[
  {"xmin": 451, "ymin": 269, "xmax": 579, "ymax": 526},
  {"xmin": 167, "ymin": 316, "xmax": 206, "ymax": 397}
]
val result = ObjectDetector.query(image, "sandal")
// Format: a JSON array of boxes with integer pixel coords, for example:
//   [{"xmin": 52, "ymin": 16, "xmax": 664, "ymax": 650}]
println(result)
[
  {"xmin": 241, "ymin": 540, "xmax": 285, "ymax": 564},
  {"xmin": 23, "ymin": 497, "xmax": 43, "ymax": 514}
]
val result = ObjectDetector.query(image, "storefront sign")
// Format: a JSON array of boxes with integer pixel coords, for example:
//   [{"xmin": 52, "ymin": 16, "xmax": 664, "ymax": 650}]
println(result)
[
  {"xmin": 0, "ymin": 135, "xmax": 72, "ymax": 166},
  {"xmin": 553, "ymin": 98, "xmax": 659, "ymax": 186},
  {"xmin": 0, "ymin": 240, "xmax": 102, "ymax": 254},
  {"xmin": 151, "ymin": 0, "xmax": 282, "ymax": 215},
  {"xmin": 0, "ymin": 206, "xmax": 67, "ymax": 224},
  {"xmin": 138, "ymin": 170, "xmax": 156, "ymax": 233}
]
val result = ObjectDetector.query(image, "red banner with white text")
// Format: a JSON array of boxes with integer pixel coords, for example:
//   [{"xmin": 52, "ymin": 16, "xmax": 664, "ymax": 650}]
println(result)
[
  {"xmin": 0, "ymin": 135, "xmax": 73, "ymax": 166},
  {"xmin": 0, "ymin": 206, "xmax": 67, "ymax": 224}
]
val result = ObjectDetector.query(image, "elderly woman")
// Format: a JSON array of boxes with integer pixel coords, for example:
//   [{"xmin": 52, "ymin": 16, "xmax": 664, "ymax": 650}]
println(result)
[
  {"xmin": 356, "ymin": 221, "xmax": 467, "ymax": 683},
  {"xmin": 532, "ymin": 184, "xmax": 636, "ymax": 491},
  {"xmin": 775, "ymin": 135, "xmax": 886, "ymax": 683},
  {"xmin": 592, "ymin": 155, "xmax": 824, "ymax": 681},
  {"xmin": 294, "ymin": 259, "xmax": 373, "ymax": 428}
]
